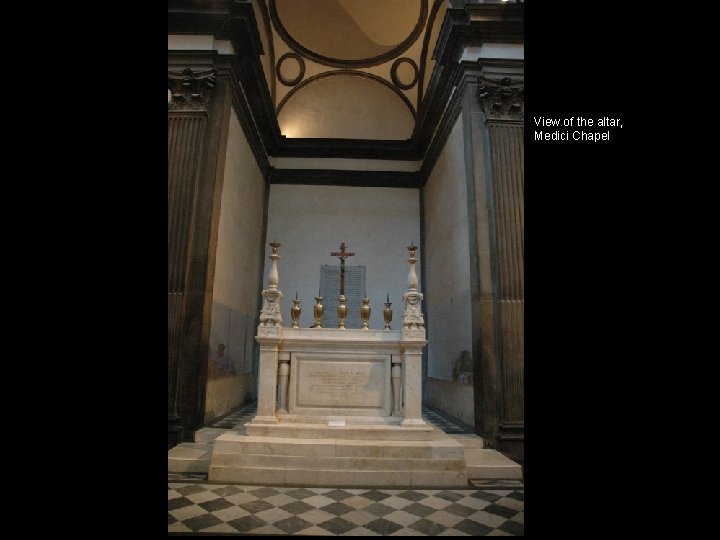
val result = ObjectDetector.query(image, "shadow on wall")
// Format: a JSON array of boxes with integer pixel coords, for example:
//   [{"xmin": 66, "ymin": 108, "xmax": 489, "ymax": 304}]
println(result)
[{"xmin": 425, "ymin": 351, "xmax": 475, "ymax": 427}]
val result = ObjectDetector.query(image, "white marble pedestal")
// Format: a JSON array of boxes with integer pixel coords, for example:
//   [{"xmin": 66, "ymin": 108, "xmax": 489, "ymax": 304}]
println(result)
[{"xmin": 249, "ymin": 326, "xmax": 430, "ymax": 436}]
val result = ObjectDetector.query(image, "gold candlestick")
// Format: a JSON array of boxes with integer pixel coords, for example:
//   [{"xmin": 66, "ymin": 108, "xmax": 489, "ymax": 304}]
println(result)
[
  {"xmin": 290, "ymin": 295, "xmax": 301, "ymax": 328},
  {"xmin": 313, "ymin": 296, "xmax": 324, "ymax": 328},
  {"xmin": 337, "ymin": 294, "xmax": 347, "ymax": 329},
  {"xmin": 383, "ymin": 300, "xmax": 393, "ymax": 330},
  {"xmin": 360, "ymin": 298, "xmax": 371, "ymax": 330}
]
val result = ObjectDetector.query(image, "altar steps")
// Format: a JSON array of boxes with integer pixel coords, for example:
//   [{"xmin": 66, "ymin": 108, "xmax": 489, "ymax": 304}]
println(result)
[
  {"xmin": 244, "ymin": 422, "xmax": 434, "ymax": 441},
  {"xmin": 208, "ymin": 432, "xmax": 469, "ymax": 487}
]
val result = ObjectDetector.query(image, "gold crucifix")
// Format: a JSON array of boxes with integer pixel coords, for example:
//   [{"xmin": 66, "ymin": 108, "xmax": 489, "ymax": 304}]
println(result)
[{"xmin": 331, "ymin": 242, "xmax": 355, "ymax": 296}]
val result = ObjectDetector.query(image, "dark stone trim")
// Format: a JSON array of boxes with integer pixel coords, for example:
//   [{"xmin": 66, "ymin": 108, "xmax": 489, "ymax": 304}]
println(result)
[
  {"xmin": 256, "ymin": 0, "xmax": 276, "ymax": 104},
  {"xmin": 223, "ymin": 53, "xmax": 271, "ymax": 175},
  {"xmin": 419, "ymin": 62, "xmax": 468, "ymax": 181},
  {"xmin": 276, "ymin": 70, "xmax": 416, "ymax": 120},
  {"xmin": 433, "ymin": 4, "xmax": 524, "ymax": 66},
  {"xmin": 268, "ymin": 0, "xmax": 428, "ymax": 69},
  {"xmin": 414, "ymin": 3, "xmax": 524, "ymax": 156},
  {"xmin": 268, "ymin": 168, "xmax": 423, "ymax": 189},
  {"xmin": 275, "ymin": 52, "xmax": 305, "ymax": 86},
  {"xmin": 391, "ymin": 57, "xmax": 419, "ymax": 90},
  {"xmin": 417, "ymin": 0, "xmax": 446, "ymax": 110},
  {"xmin": 168, "ymin": 0, "xmax": 264, "ymax": 57}
]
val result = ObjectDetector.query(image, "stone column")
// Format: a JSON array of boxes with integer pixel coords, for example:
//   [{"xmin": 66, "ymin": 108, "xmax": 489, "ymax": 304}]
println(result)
[
  {"xmin": 477, "ymin": 72, "xmax": 525, "ymax": 460},
  {"xmin": 168, "ymin": 65, "xmax": 219, "ymax": 446}
]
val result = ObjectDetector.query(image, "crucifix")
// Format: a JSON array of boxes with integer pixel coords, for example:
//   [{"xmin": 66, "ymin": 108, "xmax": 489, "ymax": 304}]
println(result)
[{"xmin": 331, "ymin": 242, "xmax": 355, "ymax": 296}]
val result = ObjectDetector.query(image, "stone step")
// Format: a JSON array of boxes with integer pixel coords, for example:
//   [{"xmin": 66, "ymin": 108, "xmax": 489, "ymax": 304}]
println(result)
[
  {"xmin": 451, "ymin": 433, "xmax": 485, "ymax": 448},
  {"xmin": 272, "ymin": 414, "xmax": 403, "ymax": 425},
  {"xmin": 464, "ymin": 448, "xmax": 524, "ymax": 479},
  {"xmin": 245, "ymin": 422, "xmax": 433, "ymax": 440},
  {"xmin": 213, "ymin": 433, "xmax": 464, "ymax": 459},
  {"xmin": 211, "ymin": 452, "xmax": 466, "ymax": 471},
  {"xmin": 168, "ymin": 442, "xmax": 212, "ymax": 473},
  {"xmin": 208, "ymin": 464, "xmax": 468, "ymax": 488}
]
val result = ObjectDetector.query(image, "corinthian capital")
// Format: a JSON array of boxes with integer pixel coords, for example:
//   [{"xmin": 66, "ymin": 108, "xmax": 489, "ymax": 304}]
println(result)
[
  {"xmin": 168, "ymin": 67, "xmax": 217, "ymax": 111},
  {"xmin": 476, "ymin": 76, "xmax": 524, "ymax": 121}
]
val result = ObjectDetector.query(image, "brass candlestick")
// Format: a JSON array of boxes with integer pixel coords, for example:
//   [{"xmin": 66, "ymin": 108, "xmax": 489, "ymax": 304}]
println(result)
[
  {"xmin": 383, "ymin": 300, "xmax": 393, "ymax": 330},
  {"xmin": 313, "ymin": 296, "xmax": 324, "ymax": 328},
  {"xmin": 337, "ymin": 294, "xmax": 347, "ymax": 329},
  {"xmin": 360, "ymin": 298, "xmax": 371, "ymax": 330},
  {"xmin": 290, "ymin": 295, "xmax": 301, "ymax": 328}
]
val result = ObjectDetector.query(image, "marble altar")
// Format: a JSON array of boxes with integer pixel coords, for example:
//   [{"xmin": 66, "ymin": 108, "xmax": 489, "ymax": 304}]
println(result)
[{"xmin": 208, "ymin": 242, "xmax": 475, "ymax": 487}]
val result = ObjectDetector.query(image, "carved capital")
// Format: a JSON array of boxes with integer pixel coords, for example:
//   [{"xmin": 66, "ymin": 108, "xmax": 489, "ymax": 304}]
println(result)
[
  {"xmin": 476, "ymin": 76, "xmax": 524, "ymax": 121},
  {"xmin": 168, "ymin": 67, "xmax": 217, "ymax": 111}
]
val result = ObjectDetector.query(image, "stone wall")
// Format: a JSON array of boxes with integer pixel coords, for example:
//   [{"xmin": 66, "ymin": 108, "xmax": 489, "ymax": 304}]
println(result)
[{"xmin": 205, "ymin": 108, "xmax": 265, "ymax": 422}]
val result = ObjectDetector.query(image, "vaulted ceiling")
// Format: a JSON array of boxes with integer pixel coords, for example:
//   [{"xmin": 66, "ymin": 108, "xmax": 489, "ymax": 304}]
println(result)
[
  {"xmin": 169, "ymin": 0, "xmax": 523, "ymax": 175},
  {"xmin": 251, "ymin": 0, "xmax": 448, "ymax": 140}
]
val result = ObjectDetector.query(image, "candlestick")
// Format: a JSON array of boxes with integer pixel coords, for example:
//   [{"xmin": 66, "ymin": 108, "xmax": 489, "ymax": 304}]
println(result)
[
  {"xmin": 383, "ymin": 300, "xmax": 393, "ymax": 330},
  {"xmin": 290, "ymin": 297, "xmax": 301, "ymax": 328}
]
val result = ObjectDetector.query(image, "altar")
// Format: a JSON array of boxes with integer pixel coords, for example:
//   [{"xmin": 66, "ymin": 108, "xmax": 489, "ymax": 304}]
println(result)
[{"xmin": 208, "ymin": 242, "xmax": 471, "ymax": 487}]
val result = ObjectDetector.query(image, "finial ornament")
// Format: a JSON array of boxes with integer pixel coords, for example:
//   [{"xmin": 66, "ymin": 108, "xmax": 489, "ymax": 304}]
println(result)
[
  {"xmin": 259, "ymin": 241, "xmax": 283, "ymax": 327},
  {"xmin": 402, "ymin": 242, "xmax": 425, "ymax": 337}
]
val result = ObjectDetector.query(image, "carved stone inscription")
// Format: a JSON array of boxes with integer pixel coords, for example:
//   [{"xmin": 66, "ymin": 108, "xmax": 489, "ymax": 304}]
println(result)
[
  {"xmin": 297, "ymin": 359, "xmax": 384, "ymax": 408},
  {"xmin": 320, "ymin": 265, "xmax": 366, "ymax": 328}
]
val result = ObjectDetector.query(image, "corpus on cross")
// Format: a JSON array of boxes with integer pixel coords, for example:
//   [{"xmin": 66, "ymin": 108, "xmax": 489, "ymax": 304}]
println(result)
[{"xmin": 331, "ymin": 242, "xmax": 355, "ymax": 296}]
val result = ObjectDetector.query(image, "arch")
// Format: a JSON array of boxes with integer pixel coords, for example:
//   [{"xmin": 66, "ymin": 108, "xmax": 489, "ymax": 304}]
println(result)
[{"xmin": 277, "ymin": 71, "xmax": 417, "ymax": 140}]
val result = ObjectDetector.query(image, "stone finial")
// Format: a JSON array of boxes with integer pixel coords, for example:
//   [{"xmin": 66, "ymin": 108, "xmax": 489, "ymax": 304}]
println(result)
[
  {"xmin": 259, "ymin": 241, "xmax": 283, "ymax": 328},
  {"xmin": 402, "ymin": 242, "xmax": 425, "ymax": 338}
]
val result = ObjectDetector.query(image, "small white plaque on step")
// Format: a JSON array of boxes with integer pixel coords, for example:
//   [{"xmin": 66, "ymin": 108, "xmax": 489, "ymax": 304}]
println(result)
[{"xmin": 328, "ymin": 419, "xmax": 346, "ymax": 427}]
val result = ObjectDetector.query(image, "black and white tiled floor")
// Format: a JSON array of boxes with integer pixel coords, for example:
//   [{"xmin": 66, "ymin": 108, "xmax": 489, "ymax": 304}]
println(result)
[
  {"xmin": 210, "ymin": 401, "xmax": 259, "ymax": 429},
  {"xmin": 170, "ymin": 402, "xmax": 522, "ymax": 535},
  {"xmin": 168, "ymin": 484, "xmax": 524, "ymax": 535}
]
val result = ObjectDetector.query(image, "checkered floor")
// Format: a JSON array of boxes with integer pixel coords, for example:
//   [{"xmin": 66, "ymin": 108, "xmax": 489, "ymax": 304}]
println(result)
[
  {"xmin": 210, "ymin": 401, "xmax": 259, "ymax": 429},
  {"xmin": 171, "ymin": 403, "xmax": 521, "ymax": 535},
  {"xmin": 168, "ymin": 484, "xmax": 524, "ymax": 535},
  {"xmin": 209, "ymin": 401, "xmax": 474, "ymax": 434}
]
